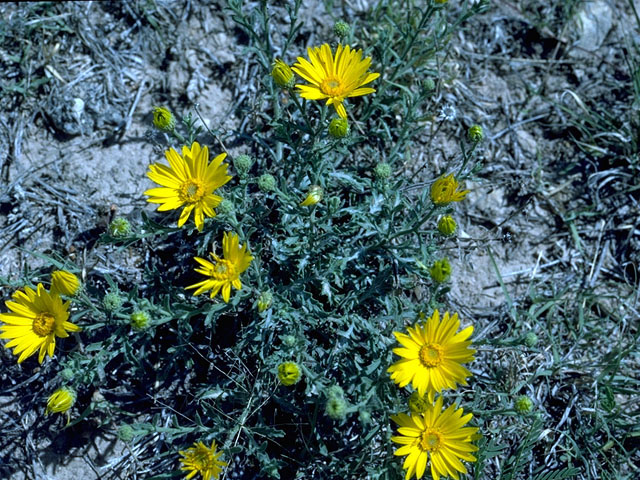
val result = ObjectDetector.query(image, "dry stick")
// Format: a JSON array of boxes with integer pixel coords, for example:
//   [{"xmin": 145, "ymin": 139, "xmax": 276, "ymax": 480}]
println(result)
[
  {"xmin": 124, "ymin": 78, "xmax": 149, "ymax": 135},
  {"xmin": 194, "ymin": 103, "xmax": 227, "ymax": 152}
]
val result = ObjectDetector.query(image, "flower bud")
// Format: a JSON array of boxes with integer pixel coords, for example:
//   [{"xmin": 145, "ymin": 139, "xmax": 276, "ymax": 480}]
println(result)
[
  {"xmin": 300, "ymin": 185, "xmax": 323, "ymax": 206},
  {"xmin": 102, "ymin": 290, "xmax": 123, "ymax": 312},
  {"xmin": 216, "ymin": 198, "xmax": 234, "ymax": 215},
  {"xmin": 326, "ymin": 385, "xmax": 344, "ymax": 399},
  {"xmin": 130, "ymin": 311, "xmax": 150, "ymax": 330},
  {"xmin": 524, "ymin": 332, "xmax": 538, "ymax": 347},
  {"xmin": 328, "ymin": 117, "xmax": 349, "ymax": 138},
  {"xmin": 234, "ymin": 154, "xmax": 253, "ymax": 176},
  {"xmin": 325, "ymin": 395, "xmax": 347, "ymax": 421},
  {"xmin": 423, "ymin": 78, "xmax": 436, "ymax": 93},
  {"xmin": 258, "ymin": 173, "xmax": 277, "ymax": 192},
  {"xmin": 109, "ymin": 217, "xmax": 132, "ymax": 237},
  {"xmin": 358, "ymin": 409, "xmax": 371, "ymax": 425},
  {"xmin": 281, "ymin": 334, "xmax": 297, "ymax": 347},
  {"xmin": 257, "ymin": 291, "xmax": 273, "ymax": 312},
  {"xmin": 429, "ymin": 258, "xmax": 451, "ymax": 283},
  {"xmin": 468, "ymin": 124, "xmax": 484, "ymax": 143},
  {"xmin": 117, "ymin": 424, "xmax": 135, "ymax": 443},
  {"xmin": 437, "ymin": 215, "xmax": 457, "ymax": 236},
  {"xmin": 152, "ymin": 106, "xmax": 176, "ymax": 132},
  {"xmin": 333, "ymin": 20, "xmax": 350, "ymax": 39},
  {"xmin": 277, "ymin": 362, "xmax": 301, "ymax": 386},
  {"xmin": 51, "ymin": 270, "xmax": 81, "ymax": 296},
  {"xmin": 408, "ymin": 391, "xmax": 430, "ymax": 414},
  {"xmin": 46, "ymin": 387, "xmax": 76, "ymax": 415},
  {"xmin": 374, "ymin": 162, "xmax": 392, "ymax": 180},
  {"xmin": 515, "ymin": 395, "xmax": 534, "ymax": 414},
  {"xmin": 271, "ymin": 59, "xmax": 295, "ymax": 89}
]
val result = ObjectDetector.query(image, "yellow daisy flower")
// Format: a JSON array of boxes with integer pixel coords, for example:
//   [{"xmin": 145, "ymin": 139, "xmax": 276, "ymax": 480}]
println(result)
[
  {"xmin": 391, "ymin": 396, "xmax": 479, "ymax": 480},
  {"xmin": 430, "ymin": 174, "xmax": 469, "ymax": 206},
  {"xmin": 185, "ymin": 232, "xmax": 253, "ymax": 303},
  {"xmin": 144, "ymin": 142, "xmax": 231, "ymax": 232},
  {"xmin": 0, "ymin": 284, "xmax": 81, "ymax": 363},
  {"xmin": 387, "ymin": 310, "xmax": 475, "ymax": 402},
  {"xmin": 179, "ymin": 440, "xmax": 227, "ymax": 480},
  {"xmin": 292, "ymin": 43, "xmax": 380, "ymax": 119}
]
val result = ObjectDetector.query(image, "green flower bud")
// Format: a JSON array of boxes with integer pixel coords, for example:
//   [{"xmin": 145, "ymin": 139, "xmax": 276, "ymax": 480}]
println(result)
[
  {"xmin": 468, "ymin": 124, "xmax": 484, "ymax": 143},
  {"xmin": 423, "ymin": 78, "xmax": 436, "ymax": 93},
  {"xmin": 326, "ymin": 385, "xmax": 344, "ymax": 399},
  {"xmin": 333, "ymin": 20, "xmax": 350, "ymax": 39},
  {"xmin": 328, "ymin": 117, "xmax": 349, "ymax": 138},
  {"xmin": 130, "ymin": 311, "xmax": 150, "ymax": 330},
  {"xmin": 216, "ymin": 198, "xmax": 234, "ymax": 215},
  {"xmin": 281, "ymin": 334, "xmax": 297, "ymax": 347},
  {"xmin": 515, "ymin": 395, "xmax": 534, "ymax": 414},
  {"xmin": 152, "ymin": 106, "xmax": 176, "ymax": 132},
  {"xmin": 408, "ymin": 391, "xmax": 430, "ymax": 414},
  {"xmin": 60, "ymin": 368, "xmax": 74, "ymax": 381},
  {"xmin": 102, "ymin": 290, "xmax": 123, "ymax": 312},
  {"xmin": 234, "ymin": 154, "xmax": 253, "ymax": 177},
  {"xmin": 117, "ymin": 424, "xmax": 135, "ymax": 442},
  {"xmin": 429, "ymin": 258, "xmax": 451, "ymax": 283},
  {"xmin": 325, "ymin": 395, "xmax": 347, "ymax": 421},
  {"xmin": 257, "ymin": 173, "xmax": 277, "ymax": 192},
  {"xmin": 277, "ymin": 362, "xmax": 301, "ymax": 386},
  {"xmin": 358, "ymin": 409, "xmax": 371, "ymax": 425},
  {"xmin": 328, "ymin": 196, "xmax": 341, "ymax": 212},
  {"xmin": 374, "ymin": 162, "xmax": 392, "ymax": 180},
  {"xmin": 109, "ymin": 217, "xmax": 132, "ymax": 237},
  {"xmin": 257, "ymin": 291, "xmax": 273, "ymax": 312},
  {"xmin": 524, "ymin": 332, "xmax": 538, "ymax": 347},
  {"xmin": 437, "ymin": 215, "xmax": 457, "ymax": 236}
]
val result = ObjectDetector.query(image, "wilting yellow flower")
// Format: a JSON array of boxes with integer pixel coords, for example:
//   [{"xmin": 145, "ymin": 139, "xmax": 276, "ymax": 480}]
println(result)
[
  {"xmin": 46, "ymin": 387, "xmax": 76, "ymax": 415},
  {"xmin": 277, "ymin": 362, "xmax": 301, "ymax": 386},
  {"xmin": 153, "ymin": 106, "xmax": 176, "ymax": 132},
  {"xmin": 300, "ymin": 185, "xmax": 323, "ymax": 206},
  {"xmin": 0, "ymin": 284, "xmax": 81, "ymax": 363},
  {"xmin": 179, "ymin": 440, "xmax": 227, "ymax": 480},
  {"xmin": 292, "ymin": 43, "xmax": 380, "ymax": 119},
  {"xmin": 271, "ymin": 59, "xmax": 295, "ymax": 88},
  {"xmin": 144, "ymin": 142, "xmax": 231, "ymax": 232},
  {"xmin": 391, "ymin": 397, "xmax": 478, "ymax": 480},
  {"xmin": 186, "ymin": 232, "xmax": 253, "ymax": 303},
  {"xmin": 51, "ymin": 270, "xmax": 81, "ymax": 296},
  {"xmin": 387, "ymin": 310, "xmax": 475, "ymax": 402},
  {"xmin": 430, "ymin": 174, "xmax": 469, "ymax": 206}
]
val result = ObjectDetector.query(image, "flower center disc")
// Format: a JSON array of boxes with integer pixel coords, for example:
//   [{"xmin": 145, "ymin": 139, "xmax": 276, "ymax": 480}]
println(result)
[
  {"xmin": 320, "ymin": 77, "xmax": 344, "ymax": 96},
  {"xmin": 419, "ymin": 343, "xmax": 443, "ymax": 367},
  {"xmin": 211, "ymin": 257, "xmax": 236, "ymax": 281},
  {"xmin": 419, "ymin": 429, "xmax": 442, "ymax": 452},
  {"xmin": 33, "ymin": 312, "xmax": 55, "ymax": 337},
  {"xmin": 179, "ymin": 179, "xmax": 205, "ymax": 203}
]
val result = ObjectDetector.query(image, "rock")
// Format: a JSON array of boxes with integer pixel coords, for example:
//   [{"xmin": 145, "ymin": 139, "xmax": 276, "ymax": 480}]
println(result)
[{"xmin": 570, "ymin": 1, "xmax": 613, "ymax": 56}]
